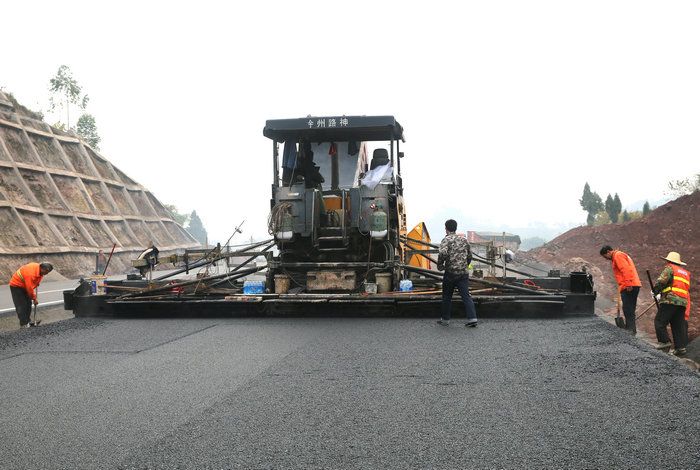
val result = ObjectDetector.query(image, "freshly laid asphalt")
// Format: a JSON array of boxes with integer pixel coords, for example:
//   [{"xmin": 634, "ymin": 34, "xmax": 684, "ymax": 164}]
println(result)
[{"xmin": 0, "ymin": 315, "xmax": 698, "ymax": 469}]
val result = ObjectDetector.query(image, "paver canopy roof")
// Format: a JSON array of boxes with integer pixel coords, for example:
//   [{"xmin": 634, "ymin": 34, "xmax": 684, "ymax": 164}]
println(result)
[{"xmin": 263, "ymin": 116, "xmax": 404, "ymax": 142}]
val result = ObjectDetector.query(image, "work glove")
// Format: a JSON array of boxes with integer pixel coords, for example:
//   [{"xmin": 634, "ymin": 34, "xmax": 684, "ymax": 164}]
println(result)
[{"xmin": 655, "ymin": 294, "xmax": 661, "ymax": 301}]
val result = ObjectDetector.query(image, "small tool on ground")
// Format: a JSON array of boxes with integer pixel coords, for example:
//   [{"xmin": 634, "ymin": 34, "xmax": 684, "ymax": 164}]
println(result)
[
  {"xmin": 30, "ymin": 288, "xmax": 41, "ymax": 327},
  {"xmin": 29, "ymin": 304, "xmax": 41, "ymax": 327}
]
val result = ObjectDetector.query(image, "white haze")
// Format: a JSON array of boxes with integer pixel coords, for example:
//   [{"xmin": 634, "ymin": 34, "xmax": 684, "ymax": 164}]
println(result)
[{"xmin": 2, "ymin": 1, "xmax": 699, "ymax": 245}]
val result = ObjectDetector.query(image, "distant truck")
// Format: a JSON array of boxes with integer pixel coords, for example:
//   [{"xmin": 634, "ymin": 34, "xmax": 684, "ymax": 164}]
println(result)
[{"xmin": 263, "ymin": 116, "xmax": 407, "ymax": 293}]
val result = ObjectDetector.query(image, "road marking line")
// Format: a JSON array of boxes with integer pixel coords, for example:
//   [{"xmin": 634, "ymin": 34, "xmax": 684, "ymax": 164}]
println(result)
[{"xmin": 39, "ymin": 289, "xmax": 70, "ymax": 294}]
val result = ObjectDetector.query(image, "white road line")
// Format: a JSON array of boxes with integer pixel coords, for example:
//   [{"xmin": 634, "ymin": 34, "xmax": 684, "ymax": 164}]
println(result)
[{"xmin": 0, "ymin": 300, "xmax": 64, "ymax": 316}]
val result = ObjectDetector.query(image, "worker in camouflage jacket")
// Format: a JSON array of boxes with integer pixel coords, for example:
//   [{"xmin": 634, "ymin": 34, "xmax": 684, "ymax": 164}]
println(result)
[
  {"xmin": 437, "ymin": 219, "xmax": 478, "ymax": 327},
  {"xmin": 652, "ymin": 251, "xmax": 691, "ymax": 356}
]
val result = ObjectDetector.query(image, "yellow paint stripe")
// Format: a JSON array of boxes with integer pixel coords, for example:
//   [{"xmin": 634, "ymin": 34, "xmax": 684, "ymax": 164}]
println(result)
[{"xmin": 663, "ymin": 286, "xmax": 689, "ymax": 295}]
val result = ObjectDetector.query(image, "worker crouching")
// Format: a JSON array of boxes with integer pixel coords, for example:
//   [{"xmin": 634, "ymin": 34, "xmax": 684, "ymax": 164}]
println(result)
[{"xmin": 8, "ymin": 262, "xmax": 53, "ymax": 328}]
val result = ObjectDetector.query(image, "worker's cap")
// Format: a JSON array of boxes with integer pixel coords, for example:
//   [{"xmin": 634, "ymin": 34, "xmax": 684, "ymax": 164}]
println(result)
[{"xmin": 662, "ymin": 251, "xmax": 686, "ymax": 266}]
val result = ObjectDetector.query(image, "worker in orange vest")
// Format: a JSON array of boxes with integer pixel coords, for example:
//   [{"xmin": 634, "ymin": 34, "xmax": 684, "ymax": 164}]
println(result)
[
  {"xmin": 652, "ymin": 251, "xmax": 691, "ymax": 356},
  {"xmin": 600, "ymin": 245, "xmax": 642, "ymax": 334},
  {"xmin": 8, "ymin": 262, "xmax": 53, "ymax": 328}
]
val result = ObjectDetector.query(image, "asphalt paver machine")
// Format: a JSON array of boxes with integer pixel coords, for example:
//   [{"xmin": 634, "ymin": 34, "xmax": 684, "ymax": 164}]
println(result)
[
  {"xmin": 64, "ymin": 115, "xmax": 596, "ymax": 318},
  {"xmin": 264, "ymin": 116, "xmax": 407, "ymax": 294}
]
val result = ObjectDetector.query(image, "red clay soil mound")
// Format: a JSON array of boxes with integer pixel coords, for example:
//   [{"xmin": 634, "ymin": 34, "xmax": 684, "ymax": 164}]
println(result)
[{"xmin": 526, "ymin": 191, "xmax": 700, "ymax": 341}]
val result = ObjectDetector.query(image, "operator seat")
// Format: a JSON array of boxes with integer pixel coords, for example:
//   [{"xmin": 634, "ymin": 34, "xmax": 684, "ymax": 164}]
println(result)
[{"xmin": 370, "ymin": 148, "xmax": 390, "ymax": 170}]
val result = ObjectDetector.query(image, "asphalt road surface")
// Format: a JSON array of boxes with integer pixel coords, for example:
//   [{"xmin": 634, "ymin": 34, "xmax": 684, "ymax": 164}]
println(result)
[{"xmin": 0, "ymin": 315, "xmax": 698, "ymax": 469}]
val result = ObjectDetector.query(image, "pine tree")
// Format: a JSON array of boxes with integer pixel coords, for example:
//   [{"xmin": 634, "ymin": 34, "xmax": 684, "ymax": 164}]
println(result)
[
  {"xmin": 622, "ymin": 210, "xmax": 631, "ymax": 222},
  {"xmin": 604, "ymin": 194, "xmax": 614, "ymax": 223},
  {"xmin": 580, "ymin": 183, "xmax": 604, "ymax": 226},
  {"xmin": 642, "ymin": 201, "xmax": 651, "ymax": 216},
  {"xmin": 186, "ymin": 210, "xmax": 208, "ymax": 246},
  {"xmin": 612, "ymin": 193, "xmax": 622, "ymax": 223}
]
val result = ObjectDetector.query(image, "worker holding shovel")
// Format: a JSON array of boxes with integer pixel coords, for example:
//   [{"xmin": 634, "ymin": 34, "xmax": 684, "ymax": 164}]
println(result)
[
  {"xmin": 600, "ymin": 246, "xmax": 641, "ymax": 334},
  {"xmin": 8, "ymin": 262, "xmax": 53, "ymax": 328}
]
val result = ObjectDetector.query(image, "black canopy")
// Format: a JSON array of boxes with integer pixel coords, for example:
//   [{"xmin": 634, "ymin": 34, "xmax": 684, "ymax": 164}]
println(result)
[{"xmin": 263, "ymin": 115, "xmax": 404, "ymax": 142}]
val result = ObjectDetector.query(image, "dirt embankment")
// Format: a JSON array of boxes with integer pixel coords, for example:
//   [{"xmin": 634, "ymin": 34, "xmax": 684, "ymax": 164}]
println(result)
[{"xmin": 524, "ymin": 191, "xmax": 700, "ymax": 341}]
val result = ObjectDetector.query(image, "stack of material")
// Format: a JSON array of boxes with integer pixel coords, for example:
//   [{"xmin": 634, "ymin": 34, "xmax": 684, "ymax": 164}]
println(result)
[{"xmin": 0, "ymin": 91, "xmax": 200, "ymax": 278}]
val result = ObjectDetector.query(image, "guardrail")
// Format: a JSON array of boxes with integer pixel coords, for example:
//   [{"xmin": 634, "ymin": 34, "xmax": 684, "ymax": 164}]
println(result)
[{"xmin": 0, "ymin": 300, "xmax": 65, "ymax": 317}]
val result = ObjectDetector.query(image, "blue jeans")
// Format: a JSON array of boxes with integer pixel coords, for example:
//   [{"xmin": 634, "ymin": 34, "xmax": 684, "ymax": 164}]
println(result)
[{"xmin": 441, "ymin": 273, "xmax": 477, "ymax": 321}]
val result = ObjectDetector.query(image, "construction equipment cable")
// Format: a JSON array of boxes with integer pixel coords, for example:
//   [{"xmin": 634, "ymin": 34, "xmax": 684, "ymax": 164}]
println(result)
[{"xmin": 268, "ymin": 202, "xmax": 293, "ymax": 235}]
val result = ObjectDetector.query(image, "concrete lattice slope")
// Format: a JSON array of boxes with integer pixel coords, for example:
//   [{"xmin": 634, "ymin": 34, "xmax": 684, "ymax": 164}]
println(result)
[{"xmin": 0, "ymin": 91, "xmax": 199, "ymax": 278}]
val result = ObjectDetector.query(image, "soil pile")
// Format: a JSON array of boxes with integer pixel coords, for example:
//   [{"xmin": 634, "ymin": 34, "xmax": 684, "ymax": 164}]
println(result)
[{"xmin": 525, "ymin": 191, "xmax": 700, "ymax": 341}]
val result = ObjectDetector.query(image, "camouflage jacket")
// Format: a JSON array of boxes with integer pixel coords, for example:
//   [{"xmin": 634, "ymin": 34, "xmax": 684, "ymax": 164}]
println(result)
[
  {"xmin": 438, "ymin": 233, "xmax": 473, "ymax": 276},
  {"xmin": 654, "ymin": 265, "xmax": 689, "ymax": 307}
]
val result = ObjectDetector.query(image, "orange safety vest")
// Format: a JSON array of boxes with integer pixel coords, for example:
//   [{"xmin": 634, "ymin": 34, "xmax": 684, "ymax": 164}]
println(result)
[{"xmin": 662, "ymin": 264, "xmax": 691, "ymax": 299}]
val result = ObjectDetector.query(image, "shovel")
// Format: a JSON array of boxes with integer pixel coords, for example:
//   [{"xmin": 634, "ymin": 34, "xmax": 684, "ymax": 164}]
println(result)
[
  {"xmin": 30, "ymin": 288, "xmax": 41, "ymax": 327},
  {"xmin": 614, "ymin": 293, "xmax": 626, "ymax": 328},
  {"xmin": 30, "ymin": 303, "xmax": 41, "ymax": 327}
]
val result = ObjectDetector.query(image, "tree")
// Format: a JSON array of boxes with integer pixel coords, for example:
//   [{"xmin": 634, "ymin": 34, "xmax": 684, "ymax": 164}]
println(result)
[
  {"xmin": 612, "ymin": 193, "xmax": 622, "ymax": 223},
  {"xmin": 579, "ymin": 183, "xmax": 604, "ymax": 226},
  {"xmin": 49, "ymin": 65, "xmax": 89, "ymax": 129},
  {"xmin": 163, "ymin": 204, "xmax": 188, "ymax": 226},
  {"xmin": 579, "ymin": 183, "xmax": 593, "ymax": 209},
  {"xmin": 666, "ymin": 173, "xmax": 700, "ymax": 198},
  {"xmin": 642, "ymin": 201, "xmax": 651, "ymax": 216},
  {"xmin": 622, "ymin": 210, "xmax": 631, "ymax": 222},
  {"xmin": 593, "ymin": 211, "xmax": 611, "ymax": 226},
  {"xmin": 186, "ymin": 210, "xmax": 208, "ymax": 246},
  {"xmin": 604, "ymin": 194, "xmax": 614, "ymax": 222},
  {"xmin": 76, "ymin": 113, "xmax": 100, "ymax": 149}
]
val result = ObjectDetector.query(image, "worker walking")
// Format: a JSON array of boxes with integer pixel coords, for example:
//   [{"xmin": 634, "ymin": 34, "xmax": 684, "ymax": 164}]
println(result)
[
  {"xmin": 8, "ymin": 262, "xmax": 53, "ymax": 328},
  {"xmin": 652, "ymin": 252, "xmax": 691, "ymax": 356},
  {"xmin": 600, "ymin": 245, "xmax": 642, "ymax": 334},
  {"xmin": 437, "ymin": 219, "xmax": 478, "ymax": 327}
]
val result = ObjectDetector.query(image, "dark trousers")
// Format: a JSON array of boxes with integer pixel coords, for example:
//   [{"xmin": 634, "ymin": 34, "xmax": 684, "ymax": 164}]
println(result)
[
  {"xmin": 620, "ymin": 286, "xmax": 640, "ymax": 334},
  {"xmin": 10, "ymin": 286, "xmax": 32, "ymax": 326},
  {"xmin": 654, "ymin": 303, "xmax": 686, "ymax": 348},
  {"xmin": 441, "ymin": 273, "xmax": 477, "ymax": 321}
]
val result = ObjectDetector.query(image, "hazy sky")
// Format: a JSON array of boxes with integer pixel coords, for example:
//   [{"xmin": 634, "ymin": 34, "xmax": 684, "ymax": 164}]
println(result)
[{"xmin": 2, "ymin": 1, "xmax": 698, "ymax": 244}]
